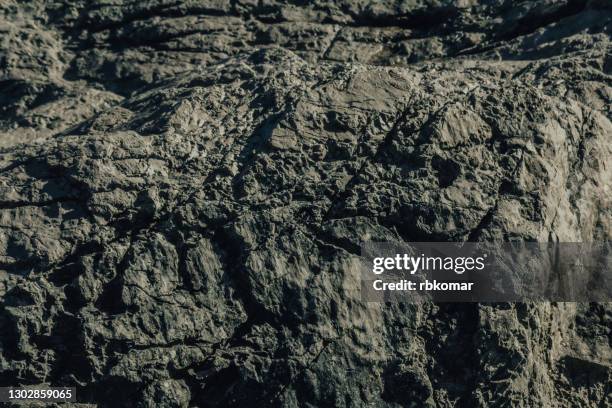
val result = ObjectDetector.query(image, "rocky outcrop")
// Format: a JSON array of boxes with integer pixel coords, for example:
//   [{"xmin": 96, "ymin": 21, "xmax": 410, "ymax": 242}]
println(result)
[{"xmin": 0, "ymin": 1, "xmax": 610, "ymax": 407}]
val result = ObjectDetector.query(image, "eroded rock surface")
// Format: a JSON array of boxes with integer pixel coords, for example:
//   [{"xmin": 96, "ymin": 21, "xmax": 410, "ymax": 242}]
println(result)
[{"xmin": 0, "ymin": 1, "xmax": 610, "ymax": 407}]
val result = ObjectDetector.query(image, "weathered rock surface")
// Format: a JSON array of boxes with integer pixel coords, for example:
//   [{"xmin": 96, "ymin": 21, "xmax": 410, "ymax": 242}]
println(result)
[{"xmin": 0, "ymin": 1, "xmax": 610, "ymax": 407}]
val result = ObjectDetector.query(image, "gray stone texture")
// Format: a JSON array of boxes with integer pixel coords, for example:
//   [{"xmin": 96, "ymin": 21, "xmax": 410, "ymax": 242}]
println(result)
[{"xmin": 0, "ymin": 0, "xmax": 610, "ymax": 407}]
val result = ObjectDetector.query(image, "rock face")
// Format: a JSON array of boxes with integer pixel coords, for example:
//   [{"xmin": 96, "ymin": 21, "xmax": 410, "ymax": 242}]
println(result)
[{"xmin": 0, "ymin": 1, "xmax": 610, "ymax": 407}]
